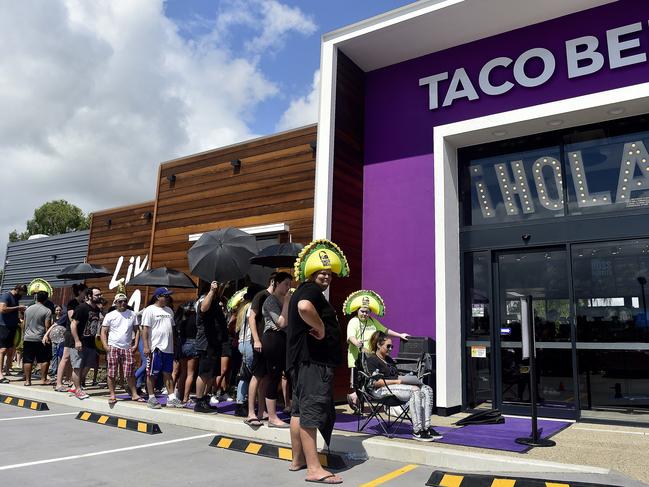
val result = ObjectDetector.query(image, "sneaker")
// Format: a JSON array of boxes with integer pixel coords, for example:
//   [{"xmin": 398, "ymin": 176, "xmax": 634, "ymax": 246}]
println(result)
[
  {"xmin": 75, "ymin": 390, "xmax": 90, "ymax": 400},
  {"xmin": 147, "ymin": 397, "xmax": 162, "ymax": 409},
  {"xmin": 427, "ymin": 428, "xmax": 444, "ymax": 440},
  {"xmin": 67, "ymin": 386, "xmax": 76, "ymax": 394},
  {"xmin": 209, "ymin": 395, "xmax": 220, "ymax": 407},
  {"xmin": 412, "ymin": 430, "xmax": 434, "ymax": 442},
  {"xmin": 160, "ymin": 387, "xmax": 168, "ymax": 395},
  {"xmin": 166, "ymin": 397, "xmax": 183, "ymax": 408},
  {"xmin": 194, "ymin": 398, "xmax": 215, "ymax": 414},
  {"xmin": 184, "ymin": 399, "xmax": 196, "ymax": 409},
  {"xmin": 218, "ymin": 393, "xmax": 233, "ymax": 402}
]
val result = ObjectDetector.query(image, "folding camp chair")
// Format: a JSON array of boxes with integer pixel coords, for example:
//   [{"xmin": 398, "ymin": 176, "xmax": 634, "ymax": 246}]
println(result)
[{"xmin": 355, "ymin": 353, "xmax": 411, "ymax": 438}]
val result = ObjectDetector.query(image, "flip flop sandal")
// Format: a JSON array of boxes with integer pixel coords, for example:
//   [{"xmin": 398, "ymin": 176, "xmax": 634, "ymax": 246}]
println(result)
[
  {"xmin": 289, "ymin": 465, "xmax": 307, "ymax": 472},
  {"xmin": 244, "ymin": 418, "xmax": 263, "ymax": 427},
  {"xmin": 0, "ymin": 377, "xmax": 10, "ymax": 383},
  {"xmin": 108, "ymin": 398, "xmax": 117, "ymax": 405},
  {"xmin": 268, "ymin": 422, "xmax": 290, "ymax": 428},
  {"xmin": 305, "ymin": 474, "xmax": 343, "ymax": 484}
]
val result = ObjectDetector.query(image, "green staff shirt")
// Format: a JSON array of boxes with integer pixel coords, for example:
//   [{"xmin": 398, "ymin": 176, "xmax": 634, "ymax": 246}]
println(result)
[{"xmin": 346, "ymin": 316, "xmax": 386, "ymax": 368}]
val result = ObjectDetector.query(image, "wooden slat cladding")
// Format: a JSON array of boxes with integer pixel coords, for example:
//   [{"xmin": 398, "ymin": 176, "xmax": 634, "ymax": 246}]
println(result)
[
  {"xmin": 149, "ymin": 125, "xmax": 318, "ymax": 305},
  {"xmin": 159, "ymin": 125, "xmax": 316, "ymax": 178},
  {"xmin": 85, "ymin": 201, "xmax": 154, "ymax": 302},
  {"xmin": 330, "ymin": 51, "xmax": 366, "ymax": 399}
]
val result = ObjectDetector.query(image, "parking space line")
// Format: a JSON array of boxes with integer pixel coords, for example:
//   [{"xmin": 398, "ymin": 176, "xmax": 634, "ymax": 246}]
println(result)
[
  {"xmin": 0, "ymin": 433, "xmax": 213, "ymax": 471},
  {"xmin": 359, "ymin": 464, "xmax": 418, "ymax": 487},
  {"xmin": 0, "ymin": 412, "xmax": 78, "ymax": 422}
]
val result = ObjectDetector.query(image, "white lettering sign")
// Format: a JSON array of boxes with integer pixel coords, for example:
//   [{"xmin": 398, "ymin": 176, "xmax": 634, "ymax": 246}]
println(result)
[
  {"xmin": 109, "ymin": 255, "xmax": 148, "ymax": 312},
  {"xmin": 420, "ymin": 21, "xmax": 649, "ymax": 110}
]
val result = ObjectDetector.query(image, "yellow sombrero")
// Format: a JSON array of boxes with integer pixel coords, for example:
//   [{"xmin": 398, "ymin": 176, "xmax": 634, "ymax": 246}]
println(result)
[
  {"xmin": 293, "ymin": 239, "xmax": 350, "ymax": 282},
  {"xmin": 227, "ymin": 287, "xmax": 248, "ymax": 311},
  {"xmin": 343, "ymin": 290, "xmax": 386, "ymax": 317},
  {"xmin": 28, "ymin": 278, "xmax": 53, "ymax": 297}
]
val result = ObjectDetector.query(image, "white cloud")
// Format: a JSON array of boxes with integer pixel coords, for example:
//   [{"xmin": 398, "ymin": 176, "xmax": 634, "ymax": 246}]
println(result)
[
  {"xmin": 0, "ymin": 0, "xmax": 316, "ymax": 269},
  {"xmin": 276, "ymin": 69, "xmax": 320, "ymax": 131}
]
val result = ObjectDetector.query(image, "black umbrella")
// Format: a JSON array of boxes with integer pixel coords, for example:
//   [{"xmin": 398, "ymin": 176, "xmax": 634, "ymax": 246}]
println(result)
[
  {"xmin": 188, "ymin": 227, "xmax": 258, "ymax": 283},
  {"xmin": 127, "ymin": 267, "xmax": 197, "ymax": 289},
  {"xmin": 249, "ymin": 242, "xmax": 304, "ymax": 268},
  {"xmin": 247, "ymin": 264, "xmax": 274, "ymax": 287},
  {"xmin": 56, "ymin": 263, "xmax": 111, "ymax": 280}
]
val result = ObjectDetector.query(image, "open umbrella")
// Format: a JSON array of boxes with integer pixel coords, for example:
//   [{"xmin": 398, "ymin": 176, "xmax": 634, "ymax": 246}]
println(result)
[
  {"xmin": 56, "ymin": 263, "xmax": 111, "ymax": 280},
  {"xmin": 188, "ymin": 227, "xmax": 258, "ymax": 283},
  {"xmin": 249, "ymin": 242, "xmax": 304, "ymax": 268},
  {"xmin": 127, "ymin": 267, "xmax": 197, "ymax": 288}
]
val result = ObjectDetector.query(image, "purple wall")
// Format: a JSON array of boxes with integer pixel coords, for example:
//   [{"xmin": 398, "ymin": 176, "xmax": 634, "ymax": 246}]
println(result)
[{"xmin": 362, "ymin": 0, "xmax": 649, "ymax": 339}]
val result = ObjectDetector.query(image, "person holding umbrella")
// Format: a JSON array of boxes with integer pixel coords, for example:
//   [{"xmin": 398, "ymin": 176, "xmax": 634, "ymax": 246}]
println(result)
[
  {"xmin": 286, "ymin": 239, "xmax": 349, "ymax": 484},
  {"xmin": 193, "ymin": 280, "xmax": 228, "ymax": 414}
]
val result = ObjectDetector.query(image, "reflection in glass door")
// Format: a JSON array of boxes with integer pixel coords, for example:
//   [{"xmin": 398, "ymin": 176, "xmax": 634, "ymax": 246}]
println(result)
[{"xmin": 496, "ymin": 248, "xmax": 577, "ymax": 417}]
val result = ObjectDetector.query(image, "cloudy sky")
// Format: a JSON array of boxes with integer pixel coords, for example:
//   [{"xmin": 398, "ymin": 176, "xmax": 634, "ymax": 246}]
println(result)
[{"xmin": 0, "ymin": 0, "xmax": 411, "ymax": 267}]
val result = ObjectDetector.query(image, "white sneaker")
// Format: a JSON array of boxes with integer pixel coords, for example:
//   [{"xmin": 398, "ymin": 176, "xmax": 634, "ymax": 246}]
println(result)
[
  {"xmin": 209, "ymin": 395, "xmax": 220, "ymax": 407},
  {"xmin": 219, "ymin": 393, "xmax": 233, "ymax": 402},
  {"xmin": 166, "ymin": 397, "xmax": 183, "ymax": 408}
]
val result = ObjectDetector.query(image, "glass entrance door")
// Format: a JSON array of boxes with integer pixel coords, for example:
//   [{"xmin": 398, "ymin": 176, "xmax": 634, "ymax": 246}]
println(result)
[{"xmin": 495, "ymin": 248, "xmax": 578, "ymax": 418}]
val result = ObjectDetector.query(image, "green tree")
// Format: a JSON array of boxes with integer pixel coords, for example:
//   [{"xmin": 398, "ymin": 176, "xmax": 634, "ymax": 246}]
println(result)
[{"xmin": 9, "ymin": 200, "xmax": 90, "ymax": 242}]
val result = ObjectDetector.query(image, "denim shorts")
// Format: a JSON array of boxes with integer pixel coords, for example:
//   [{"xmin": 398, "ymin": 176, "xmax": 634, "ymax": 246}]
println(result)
[{"xmin": 181, "ymin": 339, "xmax": 199, "ymax": 359}]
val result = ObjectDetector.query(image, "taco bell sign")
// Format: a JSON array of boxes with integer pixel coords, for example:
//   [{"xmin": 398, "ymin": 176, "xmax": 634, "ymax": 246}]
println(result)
[{"xmin": 419, "ymin": 21, "xmax": 648, "ymax": 110}]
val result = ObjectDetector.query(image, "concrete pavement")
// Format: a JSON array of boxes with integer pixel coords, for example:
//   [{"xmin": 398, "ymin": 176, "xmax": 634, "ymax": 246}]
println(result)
[{"xmin": 1, "ymin": 381, "xmax": 647, "ymax": 485}]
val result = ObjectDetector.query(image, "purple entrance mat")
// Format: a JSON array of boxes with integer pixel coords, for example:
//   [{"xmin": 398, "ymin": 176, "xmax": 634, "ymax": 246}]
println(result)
[
  {"xmin": 333, "ymin": 412, "xmax": 571, "ymax": 453},
  {"xmin": 114, "ymin": 394, "xmax": 569, "ymax": 453}
]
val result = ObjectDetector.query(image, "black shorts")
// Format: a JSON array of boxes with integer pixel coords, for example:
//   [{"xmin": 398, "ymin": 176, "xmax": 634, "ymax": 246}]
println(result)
[
  {"xmin": 261, "ymin": 330, "xmax": 286, "ymax": 374},
  {"xmin": 291, "ymin": 362, "xmax": 335, "ymax": 430},
  {"xmin": 23, "ymin": 341, "xmax": 52, "ymax": 364},
  {"xmin": 221, "ymin": 340, "xmax": 232, "ymax": 358},
  {"xmin": 0, "ymin": 327, "xmax": 17, "ymax": 349},
  {"xmin": 251, "ymin": 349, "xmax": 267, "ymax": 378},
  {"xmin": 197, "ymin": 345, "xmax": 221, "ymax": 377}
]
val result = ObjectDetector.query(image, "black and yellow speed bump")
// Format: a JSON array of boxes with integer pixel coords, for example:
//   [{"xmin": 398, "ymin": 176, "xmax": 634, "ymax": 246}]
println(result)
[
  {"xmin": 0, "ymin": 394, "xmax": 49, "ymax": 411},
  {"xmin": 75, "ymin": 411, "xmax": 162, "ymax": 434},
  {"xmin": 427, "ymin": 471, "xmax": 617, "ymax": 487},
  {"xmin": 209, "ymin": 435, "xmax": 345, "ymax": 469}
]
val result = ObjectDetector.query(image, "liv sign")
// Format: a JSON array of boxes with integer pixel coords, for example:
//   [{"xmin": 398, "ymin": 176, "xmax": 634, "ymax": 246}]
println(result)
[{"xmin": 420, "ymin": 21, "xmax": 648, "ymax": 110}]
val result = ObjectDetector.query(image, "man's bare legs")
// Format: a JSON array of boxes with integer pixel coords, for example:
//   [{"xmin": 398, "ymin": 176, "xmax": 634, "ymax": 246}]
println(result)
[
  {"xmin": 289, "ymin": 416, "xmax": 342, "ymax": 482},
  {"xmin": 246, "ymin": 375, "xmax": 267, "ymax": 421}
]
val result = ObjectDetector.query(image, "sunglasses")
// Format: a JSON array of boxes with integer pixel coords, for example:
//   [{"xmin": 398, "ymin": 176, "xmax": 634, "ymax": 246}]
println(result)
[
  {"xmin": 385, "ymin": 344, "xmax": 393, "ymax": 350},
  {"xmin": 115, "ymin": 300, "xmax": 127, "ymax": 304}
]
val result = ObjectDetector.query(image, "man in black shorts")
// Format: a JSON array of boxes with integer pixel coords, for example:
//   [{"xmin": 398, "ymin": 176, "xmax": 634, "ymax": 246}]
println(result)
[
  {"xmin": 286, "ymin": 239, "xmax": 349, "ymax": 485},
  {"xmin": 22, "ymin": 291, "xmax": 52, "ymax": 386},
  {"xmin": 0, "ymin": 284, "xmax": 27, "ymax": 382},
  {"xmin": 245, "ymin": 274, "xmax": 275, "ymax": 425},
  {"xmin": 194, "ymin": 280, "xmax": 227, "ymax": 413}
]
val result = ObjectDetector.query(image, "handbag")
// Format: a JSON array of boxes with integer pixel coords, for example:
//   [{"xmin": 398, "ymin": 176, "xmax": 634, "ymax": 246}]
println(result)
[{"xmin": 236, "ymin": 360, "xmax": 253, "ymax": 383}]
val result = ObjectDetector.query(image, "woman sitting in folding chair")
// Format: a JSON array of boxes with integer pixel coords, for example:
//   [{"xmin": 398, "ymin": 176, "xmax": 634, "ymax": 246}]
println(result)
[{"xmin": 366, "ymin": 331, "xmax": 443, "ymax": 442}]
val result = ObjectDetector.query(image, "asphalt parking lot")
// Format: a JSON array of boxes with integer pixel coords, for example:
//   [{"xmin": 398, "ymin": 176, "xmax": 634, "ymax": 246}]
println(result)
[{"xmin": 0, "ymin": 401, "xmax": 432, "ymax": 486}]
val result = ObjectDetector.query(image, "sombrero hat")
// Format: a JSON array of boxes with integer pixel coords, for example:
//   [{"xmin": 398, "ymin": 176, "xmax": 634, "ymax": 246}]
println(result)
[
  {"xmin": 227, "ymin": 287, "xmax": 248, "ymax": 311},
  {"xmin": 343, "ymin": 290, "xmax": 386, "ymax": 317},
  {"xmin": 293, "ymin": 239, "xmax": 350, "ymax": 282},
  {"xmin": 28, "ymin": 278, "xmax": 53, "ymax": 297}
]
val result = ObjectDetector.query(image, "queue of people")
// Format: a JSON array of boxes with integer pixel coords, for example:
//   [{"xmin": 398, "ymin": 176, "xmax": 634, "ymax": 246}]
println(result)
[{"xmin": 0, "ymin": 238, "xmax": 441, "ymax": 485}]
